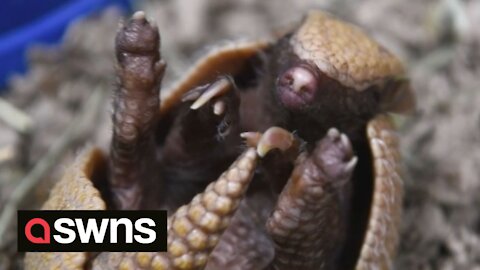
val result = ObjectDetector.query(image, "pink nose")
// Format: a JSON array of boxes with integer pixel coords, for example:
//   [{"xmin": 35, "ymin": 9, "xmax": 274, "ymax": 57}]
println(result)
[
  {"xmin": 277, "ymin": 65, "xmax": 318, "ymax": 110},
  {"xmin": 281, "ymin": 66, "xmax": 317, "ymax": 93}
]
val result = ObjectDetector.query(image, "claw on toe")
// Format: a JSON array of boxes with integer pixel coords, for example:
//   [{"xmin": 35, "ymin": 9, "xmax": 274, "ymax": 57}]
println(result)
[
  {"xmin": 240, "ymin": 131, "xmax": 262, "ymax": 147},
  {"xmin": 257, "ymin": 127, "xmax": 296, "ymax": 157},
  {"xmin": 345, "ymin": 156, "xmax": 358, "ymax": 174},
  {"xmin": 213, "ymin": 100, "xmax": 226, "ymax": 115},
  {"xmin": 132, "ymin": 10, "xmax": 146, "ymax": 20},
  {"xmin": 116, "ymin": 10, "xmax": 160, "ymax": 56},
  {"xmin": 241, "ymin": 127, "xmax": 299, "ymax": 157},
  {"xmin": 326, "ymin": 128, "xmax": 354, "ymax": 159},
  {"xmin": 315, "ymin": 128, "xmax": 358, "ymax": 184},
  {"xmin": 340, "ymin": 133, "xmax": 352, "ymax": 150},
  {"xmin": 327, "ymin": 127, "xmax": 340, "ymax": 139},
  {"xmin": 189, "ymin": 77, "xmax": 233, "ymax": 110}
]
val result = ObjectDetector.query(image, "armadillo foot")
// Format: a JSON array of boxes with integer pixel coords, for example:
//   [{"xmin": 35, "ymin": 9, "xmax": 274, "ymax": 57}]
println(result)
[{"xmin": 266, "ymin": 128, "xmax": 357, "ymax": 269}]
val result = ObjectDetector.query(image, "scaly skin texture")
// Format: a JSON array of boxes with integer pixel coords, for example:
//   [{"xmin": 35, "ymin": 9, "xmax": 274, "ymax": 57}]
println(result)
[
  {"xmin": 24, "ymin": 148, "xmax": 107, "ymax": 270},
  {"xmin": 355, "ymin": 114, "xmax": 403, "ymax": 270},
  {"xmin": 92, "ymin": 148, "xmax": 258, "ymax": 270},
  {"xmin": 110, "ymin": 12, "xmax": 165, "ymax": 210},
  {"xmin": 25, "ymin": 10, "xmax": 413, "ymax": 270},
  {"xmin": 265, "ymin": 128, "xmax": 356, "ymax": 269},
  {"xmin": 290, "ymin": 10, "xmax": 404, "ymax": 91}
]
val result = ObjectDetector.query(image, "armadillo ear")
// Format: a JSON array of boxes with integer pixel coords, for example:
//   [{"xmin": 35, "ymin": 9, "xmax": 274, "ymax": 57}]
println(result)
[{"xmin": 380, "ymin": 77, "xmax": 416, "ymax": 115}]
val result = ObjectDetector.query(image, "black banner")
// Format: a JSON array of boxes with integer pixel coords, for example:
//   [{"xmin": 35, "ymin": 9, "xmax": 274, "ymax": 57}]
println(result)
[{"xmin": 18, "ymin": 210, "xmax": 167, "ymax": 252}]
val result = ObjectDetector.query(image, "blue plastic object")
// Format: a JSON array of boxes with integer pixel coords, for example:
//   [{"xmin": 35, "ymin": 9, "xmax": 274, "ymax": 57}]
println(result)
[{"xmin": 0, "ymin": 0, "xmax": 132, "ymax": 90}]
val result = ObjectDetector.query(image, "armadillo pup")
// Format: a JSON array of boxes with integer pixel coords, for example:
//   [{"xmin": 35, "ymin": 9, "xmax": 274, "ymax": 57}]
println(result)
[{"xmin": 25, "ymin": 10, "xmax": 414, "ymax": 270}]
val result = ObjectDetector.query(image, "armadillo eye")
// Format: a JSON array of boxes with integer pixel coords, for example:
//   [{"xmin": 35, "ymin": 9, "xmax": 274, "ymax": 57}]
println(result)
[{"xmin": 276, "ymin": 65, "xmax": 319, "ymax": 110}]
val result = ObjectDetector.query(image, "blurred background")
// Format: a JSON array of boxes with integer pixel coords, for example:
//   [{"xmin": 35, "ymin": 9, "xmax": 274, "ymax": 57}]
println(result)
[{"xmin": 0, "ymin": 0, "xmax": 479, "ymax": 269}]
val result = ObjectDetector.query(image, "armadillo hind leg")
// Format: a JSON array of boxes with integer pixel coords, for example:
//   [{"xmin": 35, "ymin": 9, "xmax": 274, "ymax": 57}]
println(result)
[
  {"xmin": 109, "ymin": 12, "xmax": 165, "ymax": 210},
  {"xmin": 266, "ymin": 128, "xmax": 358, "ymax": 270}
]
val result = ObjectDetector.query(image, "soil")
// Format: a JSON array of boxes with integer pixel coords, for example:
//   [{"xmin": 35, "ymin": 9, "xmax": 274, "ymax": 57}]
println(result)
[{"xmin": 1, "ymin": 0, "xmax": 479, "ymax": 269}]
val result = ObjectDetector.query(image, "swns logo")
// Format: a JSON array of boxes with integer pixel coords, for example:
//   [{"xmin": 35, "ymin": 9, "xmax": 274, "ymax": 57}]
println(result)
[{"xmin": 18, "ymin": 210, "xmax": 167, "ymax": 252}]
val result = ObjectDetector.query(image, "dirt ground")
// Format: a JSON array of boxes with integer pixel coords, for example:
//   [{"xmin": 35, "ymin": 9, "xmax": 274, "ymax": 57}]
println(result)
[{"xmin": 0, "ymin": 0, "xmax": 479, "ymax": 269}]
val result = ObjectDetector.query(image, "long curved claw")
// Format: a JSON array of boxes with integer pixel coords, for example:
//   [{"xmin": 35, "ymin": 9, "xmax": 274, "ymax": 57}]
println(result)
[
  {"xmin": 109, "ymin": 11, "xmax": 165, "ymax": 210},
  {"xmin": 257, "ymin": 127, "xmax": 297, "ymax": 157},
  {"xmin": 266, "ymin": 129, "xmax": 357, "ymax": 269},
  {"xmin": 92, "ymin": 148, "xmax": 258, "ymax": 270},
  {"xmin": 159, "ymin": 77, "xmax": 240, "ymax": 199},
  {"xmin": 241, "ymin": 126, "xmax": 301, "ymax": 158},
  {"xmin": 187, "ymin": 77, "xmax": 233, "ymax": 111},
  {"xmin": 242, "ymin": 127, "xmax": 302, "ymax": 193},
  {"xmin": 180, "ymin": 76, "xmax": 238, "ymax": 142}
]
